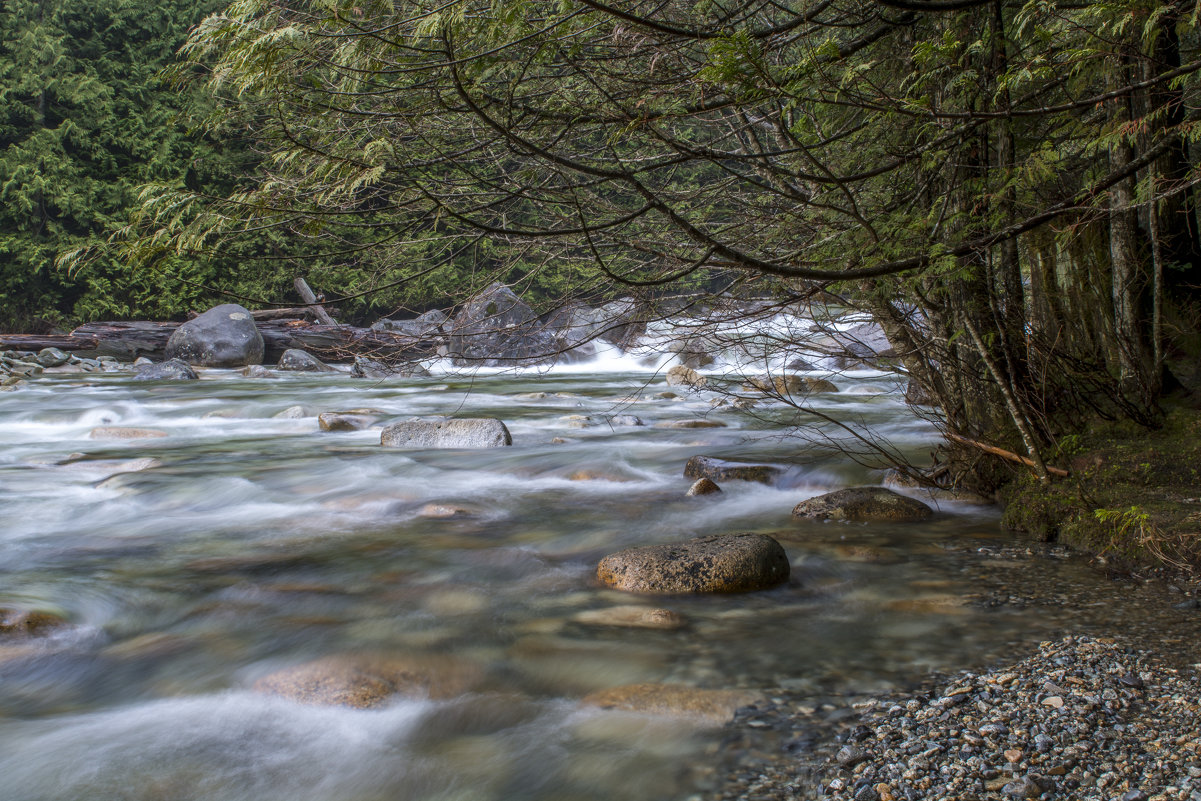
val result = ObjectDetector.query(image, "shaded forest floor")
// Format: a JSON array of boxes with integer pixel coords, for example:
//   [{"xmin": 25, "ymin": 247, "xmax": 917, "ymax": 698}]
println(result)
[{"xmin": 1001, "ymin": 398, "xmax": 1201, "ymax": 576}]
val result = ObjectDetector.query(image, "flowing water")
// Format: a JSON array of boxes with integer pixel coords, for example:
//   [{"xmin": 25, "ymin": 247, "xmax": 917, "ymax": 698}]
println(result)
[{"xmin": 0, "ymin": 321, "xmax": 1188, "ymax": 801}]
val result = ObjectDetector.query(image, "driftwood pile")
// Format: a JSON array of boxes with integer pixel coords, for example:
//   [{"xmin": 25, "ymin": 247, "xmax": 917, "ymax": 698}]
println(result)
[{"xmin": 0, "ymin": 280, "xmax": 436, "ymax": 364}]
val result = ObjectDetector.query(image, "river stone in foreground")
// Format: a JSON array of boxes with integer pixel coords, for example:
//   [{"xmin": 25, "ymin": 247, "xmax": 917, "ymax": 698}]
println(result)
[
  {"xmin": 792, "ymin": 487, "xmax": 933, "ymax": 522},
  {"xmin": 597, "ymin": 533, "xmax": 789, "ymax": 594},
  {"xmin": 165, "ymin": 303, "xmax": 264, "ymax": 367},
  {"xmin": 381, "ymin": 418, "xmax": 512, "ymax": 449}
]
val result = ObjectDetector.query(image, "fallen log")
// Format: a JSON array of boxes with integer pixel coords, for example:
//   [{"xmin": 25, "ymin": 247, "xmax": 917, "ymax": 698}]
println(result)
[
  {"xmin": 67, "ymin": 320, "xmax": 439, "ymax": 364},
  {"xmin": 293, "ymin": 278, "xmax": 338, "ymax": 326},
  {"xmin": 0, "ymin": 334, "xmax": 100, "ymax": 352},
  {"xmin": 946, "ymin": 432, "xmax": 1070, "ymax": 478}
]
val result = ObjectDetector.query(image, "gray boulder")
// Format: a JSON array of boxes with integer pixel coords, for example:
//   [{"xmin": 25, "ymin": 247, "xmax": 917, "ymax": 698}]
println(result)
[
  {"xmin": 133, "ymin": 358, "xmax": 198, "ymax": 381},
  {"xmin": 35, "ymin": 348, "xmax": 70, "ymax": 367},
  {"xmin": 381, "ymin": 418, "xmax": 512, "ymax": 449},
  {"xmin": 277, "ymin": 349, "xmax": 336, "ymax": 372},
  {"xmin": 371, "ymin": 308, "xmax": 449, "ymax": 338},
  {"xmin": 447, "ymin": 283, "xmax": 556, "ymax": 366},
  {"xmin": 597, "ymin": 533, "xmax": 790, "ymax": 594},
  {"xmin": 165, "ymin": 304, "xmax": 264, "ymax": 367},
  {"xmin": 792, "ymin": 487, "xmax": 933, "ymax": 522}
]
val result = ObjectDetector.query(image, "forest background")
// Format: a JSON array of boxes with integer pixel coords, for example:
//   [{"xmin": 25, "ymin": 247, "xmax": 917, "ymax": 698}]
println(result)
[{"xmin": 3, "ymin": 0, "xmax": 1201, "ymax": 527}]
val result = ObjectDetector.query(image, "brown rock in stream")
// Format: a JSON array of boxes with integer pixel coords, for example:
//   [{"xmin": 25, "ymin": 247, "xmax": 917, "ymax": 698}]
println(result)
[{"xmin": 597, "ymin": 533, "xmax": 789, "ymax": 594}]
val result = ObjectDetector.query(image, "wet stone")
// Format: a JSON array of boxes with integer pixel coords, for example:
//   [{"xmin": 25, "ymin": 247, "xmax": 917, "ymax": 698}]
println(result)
[
  {"xmin": 684, "ymin": 455, "xmax": 784, "ymax": 485},
  {"xmin": 597, "ymin": 533, "xmax": 790, "ymax": 594}
]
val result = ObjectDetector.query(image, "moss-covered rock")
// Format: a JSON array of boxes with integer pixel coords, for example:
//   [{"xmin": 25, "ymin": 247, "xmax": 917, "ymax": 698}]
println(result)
[{"xmin": 792, "ymin": 487, "xmax": 933, "ymax": 522}]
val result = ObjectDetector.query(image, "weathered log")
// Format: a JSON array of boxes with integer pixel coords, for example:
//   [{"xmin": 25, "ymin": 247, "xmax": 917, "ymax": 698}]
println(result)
[
  {"xmin": 293, "ymin": 278, "xmax": 338, "ymax": 326},
  {"xmin": 0, "ymin": 334, "xmax": 100, "ymax": 352},
  {"xmin": 250, "ymin": 307, "xmax": 312, "ymax": 321},
  {"xmin": 67, "ymin": 320, "xmax": 438, "ymax": 364}
]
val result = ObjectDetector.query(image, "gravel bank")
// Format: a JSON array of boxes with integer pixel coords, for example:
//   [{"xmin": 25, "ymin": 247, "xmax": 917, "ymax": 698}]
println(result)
[{"xmin": 715, "ymin": 636, "xmax": 1201, "ymax": 800}]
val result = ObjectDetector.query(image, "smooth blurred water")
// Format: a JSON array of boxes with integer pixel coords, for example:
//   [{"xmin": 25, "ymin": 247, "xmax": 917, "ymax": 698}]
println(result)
[{"xmin": 0, "ymin": 342, "xmax": 1148, "ymax": 801}]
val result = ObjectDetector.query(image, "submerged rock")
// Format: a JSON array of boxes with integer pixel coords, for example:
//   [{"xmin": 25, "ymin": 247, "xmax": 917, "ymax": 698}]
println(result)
[
  {"xmin": 381, "ymin": 418, "xmax": 512, "ymax": 448},
  {"xmin": 791, "ymin": 487, "xmax": 933, "ymax": 522},
  {"xmin": 89, "ymin": 426, "xmax": 168, "ymax": 440},
  {"xmin": 582, "ymin": 683, "xmax": 761, "ymax": 725},
  {"xmin": 597, "ymin": 533, "xmax": 790, "ymax": 594},
  {"xmin": 133, "ymin": 358, "xmax": 198, "ymax": 381},
  {"xmin": 277, "ymin": 348, "xmax": 336, "ymax": 372},
  {"xmin": 318, "ymin": 410, "xmax": 380, "ymax": 431},
  {"xmin": 240, "ymin": 365, "xmax": 276, "ymax": 378},
  {"xmin": 252, "ymin": 653, "xmax": 483, "ymax": 708},
  {"xmin": 653, "ymin": 419, "xmax": 727, "ymax": 429},
  {"xmin": 571, "ymin": 606, "xmax": 686, "ymax": 630},
  {"xmin": 743, "ymin": 374, "xmax": 839, "ymax": 395},
  {"xmin": 684, "ymin": 455, "xmax": 783, "ymax": 485},
  {"xmin": 165, "ymin": 303, "xmax": 264, "ymax": 367},
  {"xmin": 0, "ymin": 609, "xmax": 68, "ymax": 637}
]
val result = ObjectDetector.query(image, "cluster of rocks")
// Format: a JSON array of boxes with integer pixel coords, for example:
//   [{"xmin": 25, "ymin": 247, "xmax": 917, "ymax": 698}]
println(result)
[
  {"xmin": 717, "ymin": 636, "xmax": 1201, "ymax": 801},
  {"xmin": 1, "ymin": 348, "xmax": 122, "ymax": 389}
]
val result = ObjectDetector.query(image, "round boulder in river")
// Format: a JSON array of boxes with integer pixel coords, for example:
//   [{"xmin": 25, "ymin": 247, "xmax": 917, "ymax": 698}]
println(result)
[
  {"xmin": 165, "ymin": 303, "xmax": 264, "ymax": 367},
  {"xmin": 791, "ymin": 486, "xmax": 933, "ymax": 522},
  {"xmin": 597, "ymin": 533, "xmax": 790, "ymax": 593},
  {"xmin": 381, "ymin": 418, "xmax": 512, "ymax": 448}
]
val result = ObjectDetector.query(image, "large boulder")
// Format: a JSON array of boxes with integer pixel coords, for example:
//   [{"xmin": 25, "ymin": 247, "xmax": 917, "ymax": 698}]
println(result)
[
  {"xmin": 277, "ymin": 349, "xmax": 336, "ymax": 372},
  {"xmin": 597, "ymin": 533, "xmax": 790, "ymax": 594},
  {"xmin": 165, "ymin": 304, "xmax": 264, "ymax": 367},
  {"xmin": 133, "ymin": 358, "xmax": 198, "ymax": 381},
  {"xmin": 252, "ymin": 653, "xmax": 482, "ymax": 708},
  {"xmin": 791, "ymin": 487, "xmax": 933, "ymax": 522},
  {"xmin": 447, "ymin": 283, "xmax": 557, "ymax": 366},
  {"xmin": 684, "ymin": 455, "xmax": 783, "ymax": 485},
  {"xmin": 381, "ymin": 418, "xmax": 512, "ymax": 448}
]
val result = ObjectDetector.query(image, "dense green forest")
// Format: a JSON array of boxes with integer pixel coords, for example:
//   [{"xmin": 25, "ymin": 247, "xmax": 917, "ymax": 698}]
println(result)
[{"xmin": 4, "ymin": 0, "xmax": 1201, "ymax": 490}]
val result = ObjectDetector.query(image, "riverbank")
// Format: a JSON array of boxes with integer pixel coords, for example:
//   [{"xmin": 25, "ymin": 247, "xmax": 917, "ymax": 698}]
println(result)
[
  {"xmin": 999, "ymin": 406, "xmax": 1201, "ymax": 575},
  {"xmin": 715, "ymin": 635, "xmax": 1201, "ymax": 801},
  {"xmin": 710, "ymin": 535, "xmax": 1201, "ymax": 801}
]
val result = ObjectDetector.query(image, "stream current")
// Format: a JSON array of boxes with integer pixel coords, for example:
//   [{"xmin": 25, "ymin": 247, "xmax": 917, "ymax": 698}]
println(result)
[{"xmin": 0, "ymin": 324, "xmax": 1191, "ymax": 801}]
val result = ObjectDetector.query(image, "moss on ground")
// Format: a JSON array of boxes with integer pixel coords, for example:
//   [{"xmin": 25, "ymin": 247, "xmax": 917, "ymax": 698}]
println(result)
[{"xmin": 1000, "ymin": 406, "xmax": 1201, "ymax": 573}]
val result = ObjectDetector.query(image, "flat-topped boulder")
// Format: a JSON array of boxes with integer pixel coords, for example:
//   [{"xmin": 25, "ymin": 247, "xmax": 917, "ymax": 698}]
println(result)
[
  {"xmin": 684, "ymin": 455, "xmax": 783, "ymax": 485},
  {"xmin": 792, "ymin": 487, "xmax": 933, "ymax": 522},
  {"xmin": 381, "ymin": 418, "xmax": 512, "ymax": 449},
  {"xmin": 252, "ymin": 653, "xmax": 483, "ymax": 708},
  {"xmin": 597, "ymin": 533, "xmax": 789, "ymax": 594},
  {"xmin": 165, "ymin": 303, "xmax": 264, "ymax": 367}
]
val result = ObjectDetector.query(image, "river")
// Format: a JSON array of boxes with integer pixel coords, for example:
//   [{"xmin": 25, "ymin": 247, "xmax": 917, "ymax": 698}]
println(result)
[{"xmin": 0, "ymin": 321, "xmax": 1188, "ymax": 801}]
